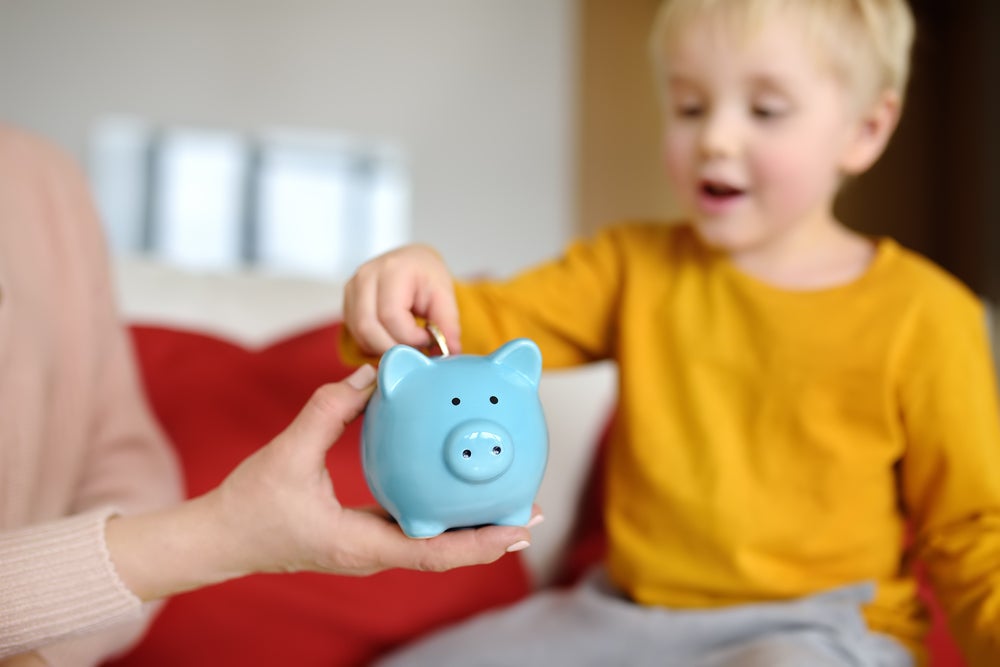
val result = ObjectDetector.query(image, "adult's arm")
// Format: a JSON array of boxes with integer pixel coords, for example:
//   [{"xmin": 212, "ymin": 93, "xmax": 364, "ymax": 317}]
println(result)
[{"xmin": 0, "ymin": 127, "xmax": 183, "ymax": 666}]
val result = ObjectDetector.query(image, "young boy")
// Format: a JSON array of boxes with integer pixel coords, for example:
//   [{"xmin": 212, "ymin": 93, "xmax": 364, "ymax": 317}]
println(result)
[{"xmin": 342, "ymin": 0, "xmax": 1000, "ymax": 664}]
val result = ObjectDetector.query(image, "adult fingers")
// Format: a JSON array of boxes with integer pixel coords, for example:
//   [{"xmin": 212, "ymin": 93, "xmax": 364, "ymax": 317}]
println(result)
[
  {"xmin": 396, "ymin": 524, "xmax": 533, "ymax": 572},
  {"xmin": 330, "ymin": 510, "xmax": 532, "ymax": 575},
  {"xmin": 279, "ymin": 366, "xmax": 377, "ymax": 462}
]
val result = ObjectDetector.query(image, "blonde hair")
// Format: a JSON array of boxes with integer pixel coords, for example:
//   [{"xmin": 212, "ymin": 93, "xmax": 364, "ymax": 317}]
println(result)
[{"xmin": 649, "ymin": 0, "xmax": 915, "ymax": 104}]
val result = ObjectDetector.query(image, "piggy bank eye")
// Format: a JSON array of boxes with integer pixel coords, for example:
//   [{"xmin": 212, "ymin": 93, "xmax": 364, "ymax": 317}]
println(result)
[
  {"xmin": 489, "ymin": 395, "xmax": 499, "ymax": 404},
  {"xmin": 451, "ymin": 397, "xmax": 461, "ymax": 406}
]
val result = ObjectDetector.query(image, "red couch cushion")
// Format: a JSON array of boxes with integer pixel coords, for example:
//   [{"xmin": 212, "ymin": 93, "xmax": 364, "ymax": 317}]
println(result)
[{"xmin": 104, "ymin": 323, "xmax": 530, "ymax": 667}]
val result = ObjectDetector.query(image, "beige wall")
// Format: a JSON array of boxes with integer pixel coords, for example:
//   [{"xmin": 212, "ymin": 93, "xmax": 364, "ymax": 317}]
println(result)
[
  {"xmin": 575, "ymin": 0, "xmax": 679, "ymax": 237},
  {"xmin": 0, "ymin": 0, "xmax": 578, "ymax": 279}
]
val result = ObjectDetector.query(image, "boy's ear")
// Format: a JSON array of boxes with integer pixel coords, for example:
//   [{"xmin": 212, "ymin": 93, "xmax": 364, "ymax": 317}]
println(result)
[{"xmin": 840, "ymin": 89, "xmax": 902, "ymax": 175}]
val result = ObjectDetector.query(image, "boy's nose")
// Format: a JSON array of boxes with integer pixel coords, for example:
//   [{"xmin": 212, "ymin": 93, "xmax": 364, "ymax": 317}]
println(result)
[{"xmin": 698, "ymin": 113, "xmax": 739, "ymax": 159}]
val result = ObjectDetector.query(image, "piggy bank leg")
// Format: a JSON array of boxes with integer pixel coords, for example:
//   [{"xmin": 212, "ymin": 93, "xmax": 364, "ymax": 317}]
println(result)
[
  {"xmin": 399, "ymin": 518, "xmax": 448, "ymax": 539},
  {"xmin": 495, "ymin": 506, "xmax": 533, "ymax": 527}
]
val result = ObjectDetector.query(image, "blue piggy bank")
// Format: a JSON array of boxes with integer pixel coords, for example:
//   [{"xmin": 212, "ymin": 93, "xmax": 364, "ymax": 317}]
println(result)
[{"xmin": 362, "ymin": 338, "xmax": 548, "ymax": 538}]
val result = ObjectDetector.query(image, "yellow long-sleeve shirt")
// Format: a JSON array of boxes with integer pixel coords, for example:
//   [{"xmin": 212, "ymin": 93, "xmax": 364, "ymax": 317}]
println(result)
[{"xmin": 448, "ymin": 222, "xmax": 1000, "ymax": 663}]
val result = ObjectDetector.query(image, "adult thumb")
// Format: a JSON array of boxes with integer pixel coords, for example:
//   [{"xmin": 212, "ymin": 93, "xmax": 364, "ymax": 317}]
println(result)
[{"xmin": 280, "ymin": 365, "xmax": 377, "ymax": 459}]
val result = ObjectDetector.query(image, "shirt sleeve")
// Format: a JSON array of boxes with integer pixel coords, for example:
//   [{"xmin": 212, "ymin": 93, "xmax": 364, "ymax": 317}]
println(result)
[
  {"xmin": 455, "ymin": 223, "xmax": 634, "ymax": 367},
  {"xmin": 56, "ymin": 155, "xmax": 182, "ymax": 519},
  {"xmin": 897, "ymin": 286, "xmax": 1000, "ymax": 664},
  {"xmin": 0, "ymin": 509, "xmax": 143, "ymax": 662}
]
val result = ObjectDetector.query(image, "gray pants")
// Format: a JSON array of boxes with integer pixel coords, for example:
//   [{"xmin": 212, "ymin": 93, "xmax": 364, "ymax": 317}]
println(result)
[{"xmin": 376, "ymin": 569, "xmax": 914, "ymax": 667}]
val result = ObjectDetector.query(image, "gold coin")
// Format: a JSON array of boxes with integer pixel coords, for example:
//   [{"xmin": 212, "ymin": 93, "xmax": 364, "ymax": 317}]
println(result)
[{"xmin": 426, "ymin": 322, "xmax": 450, "ymax": 357}]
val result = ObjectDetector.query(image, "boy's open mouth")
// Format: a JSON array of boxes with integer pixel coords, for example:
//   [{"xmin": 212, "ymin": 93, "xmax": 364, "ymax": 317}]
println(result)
[{"xmin": 700, "ymin": 180, "xmax": 745, "ymax": 199}]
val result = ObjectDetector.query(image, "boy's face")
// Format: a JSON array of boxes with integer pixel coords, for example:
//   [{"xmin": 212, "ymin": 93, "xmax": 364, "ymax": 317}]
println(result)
[{"xmin": 658, "ymin": 12, "xmax": 869, "ymax": 253}]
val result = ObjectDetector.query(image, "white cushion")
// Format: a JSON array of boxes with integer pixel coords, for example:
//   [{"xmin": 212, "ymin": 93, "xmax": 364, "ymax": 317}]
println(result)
[{"xmin": 114, "ymin": 255, "xmax": 343, "ymax": 348}]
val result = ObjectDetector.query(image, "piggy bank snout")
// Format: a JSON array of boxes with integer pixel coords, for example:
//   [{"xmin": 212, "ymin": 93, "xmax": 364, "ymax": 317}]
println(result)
[{"xmin": 444, "ymin": 419, "xmax": 514, "ymax": 483}]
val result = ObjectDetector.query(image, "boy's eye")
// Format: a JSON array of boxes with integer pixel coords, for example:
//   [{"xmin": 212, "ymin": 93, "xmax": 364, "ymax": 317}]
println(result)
[
  {"xmin": 675, "ymin": 104, "xmax": 704, "ymax": 118},
  {"xmin": 751, "ymin": 105, "xmax": 787, "ymax": 120}
]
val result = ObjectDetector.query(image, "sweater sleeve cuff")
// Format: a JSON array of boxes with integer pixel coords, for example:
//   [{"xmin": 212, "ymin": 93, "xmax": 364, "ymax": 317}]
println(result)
[{"xmin": 0, "ymin": 507, "xmax": 142, "ymax": 658}]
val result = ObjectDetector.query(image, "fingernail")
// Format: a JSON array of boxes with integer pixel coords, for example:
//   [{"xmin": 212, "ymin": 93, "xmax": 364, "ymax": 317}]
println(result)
[
  {"xmin": 506, "ymin": 540, "xmax": 531, "ymax": 553},
  {"xmin": 346, "ymin": 364, "xmax": 376, "ymax": 390},
  {"xmin": 526, "ymin": 514, "xmax": 545, "ymax": 529}
]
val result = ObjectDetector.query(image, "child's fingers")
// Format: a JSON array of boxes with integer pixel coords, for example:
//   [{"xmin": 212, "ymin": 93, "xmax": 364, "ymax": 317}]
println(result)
[
  {"xmin": 423, "ymin": 290, "xmax": 462, "ymax": 356},
  {"xmin": 344, "ymin": 273, "xmax": 401, "ymax": 355},
  {"xmin": 377, "ymin": 272, "xmax": 433, "ymax": 349}
]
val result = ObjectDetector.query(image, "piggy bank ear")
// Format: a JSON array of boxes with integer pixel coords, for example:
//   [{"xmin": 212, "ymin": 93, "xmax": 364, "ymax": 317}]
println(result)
[
  {"xmin": 489, "ymin": 338, "xmax": 542, "ymax": 386},
  {"xmin": 378, "ymin": 345, "xmax": 433, "ymax": 398}
]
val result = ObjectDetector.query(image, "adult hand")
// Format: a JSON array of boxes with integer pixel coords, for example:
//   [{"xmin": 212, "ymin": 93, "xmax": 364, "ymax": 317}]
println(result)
[
  {"xmin": 343, "ymin": 244, "xmax": 461, "ymax": 357},
  {"xmin": 106, "ymin": 365, "xmax": 535, "ymax": 601}
]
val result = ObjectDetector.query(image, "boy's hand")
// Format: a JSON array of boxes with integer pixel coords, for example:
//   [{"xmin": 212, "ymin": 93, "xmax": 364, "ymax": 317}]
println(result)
[
  {"xmin": 106, "ymin": 366, "xmax": 535, "ymax": 601},
  {"xmin": 343, "ymin": 244, "xmax": 461, "ymax": 356}
]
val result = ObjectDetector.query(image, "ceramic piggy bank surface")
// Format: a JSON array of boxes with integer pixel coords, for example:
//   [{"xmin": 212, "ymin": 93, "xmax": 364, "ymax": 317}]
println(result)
[{"xmin": 362, "ymin": 338, "xmax": 548, "ymax": 538}]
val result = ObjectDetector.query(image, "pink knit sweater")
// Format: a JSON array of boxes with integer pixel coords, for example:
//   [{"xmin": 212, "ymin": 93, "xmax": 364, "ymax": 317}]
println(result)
[{"xmin": 0, "ymin": 126, "xmax": 182, "ymax": 665}]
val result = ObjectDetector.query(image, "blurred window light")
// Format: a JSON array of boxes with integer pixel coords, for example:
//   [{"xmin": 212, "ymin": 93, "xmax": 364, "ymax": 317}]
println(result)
[
  {"xmin": 89, "ymin": 117, "xmax": 410, "ymax": 279},
  {"xmin": 89, "ymin": 117, "xmax": 149, "ymax": 253},
  {"xmin": 156, "ymin": 129, "xmax": 247, "ymax": 270}
]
